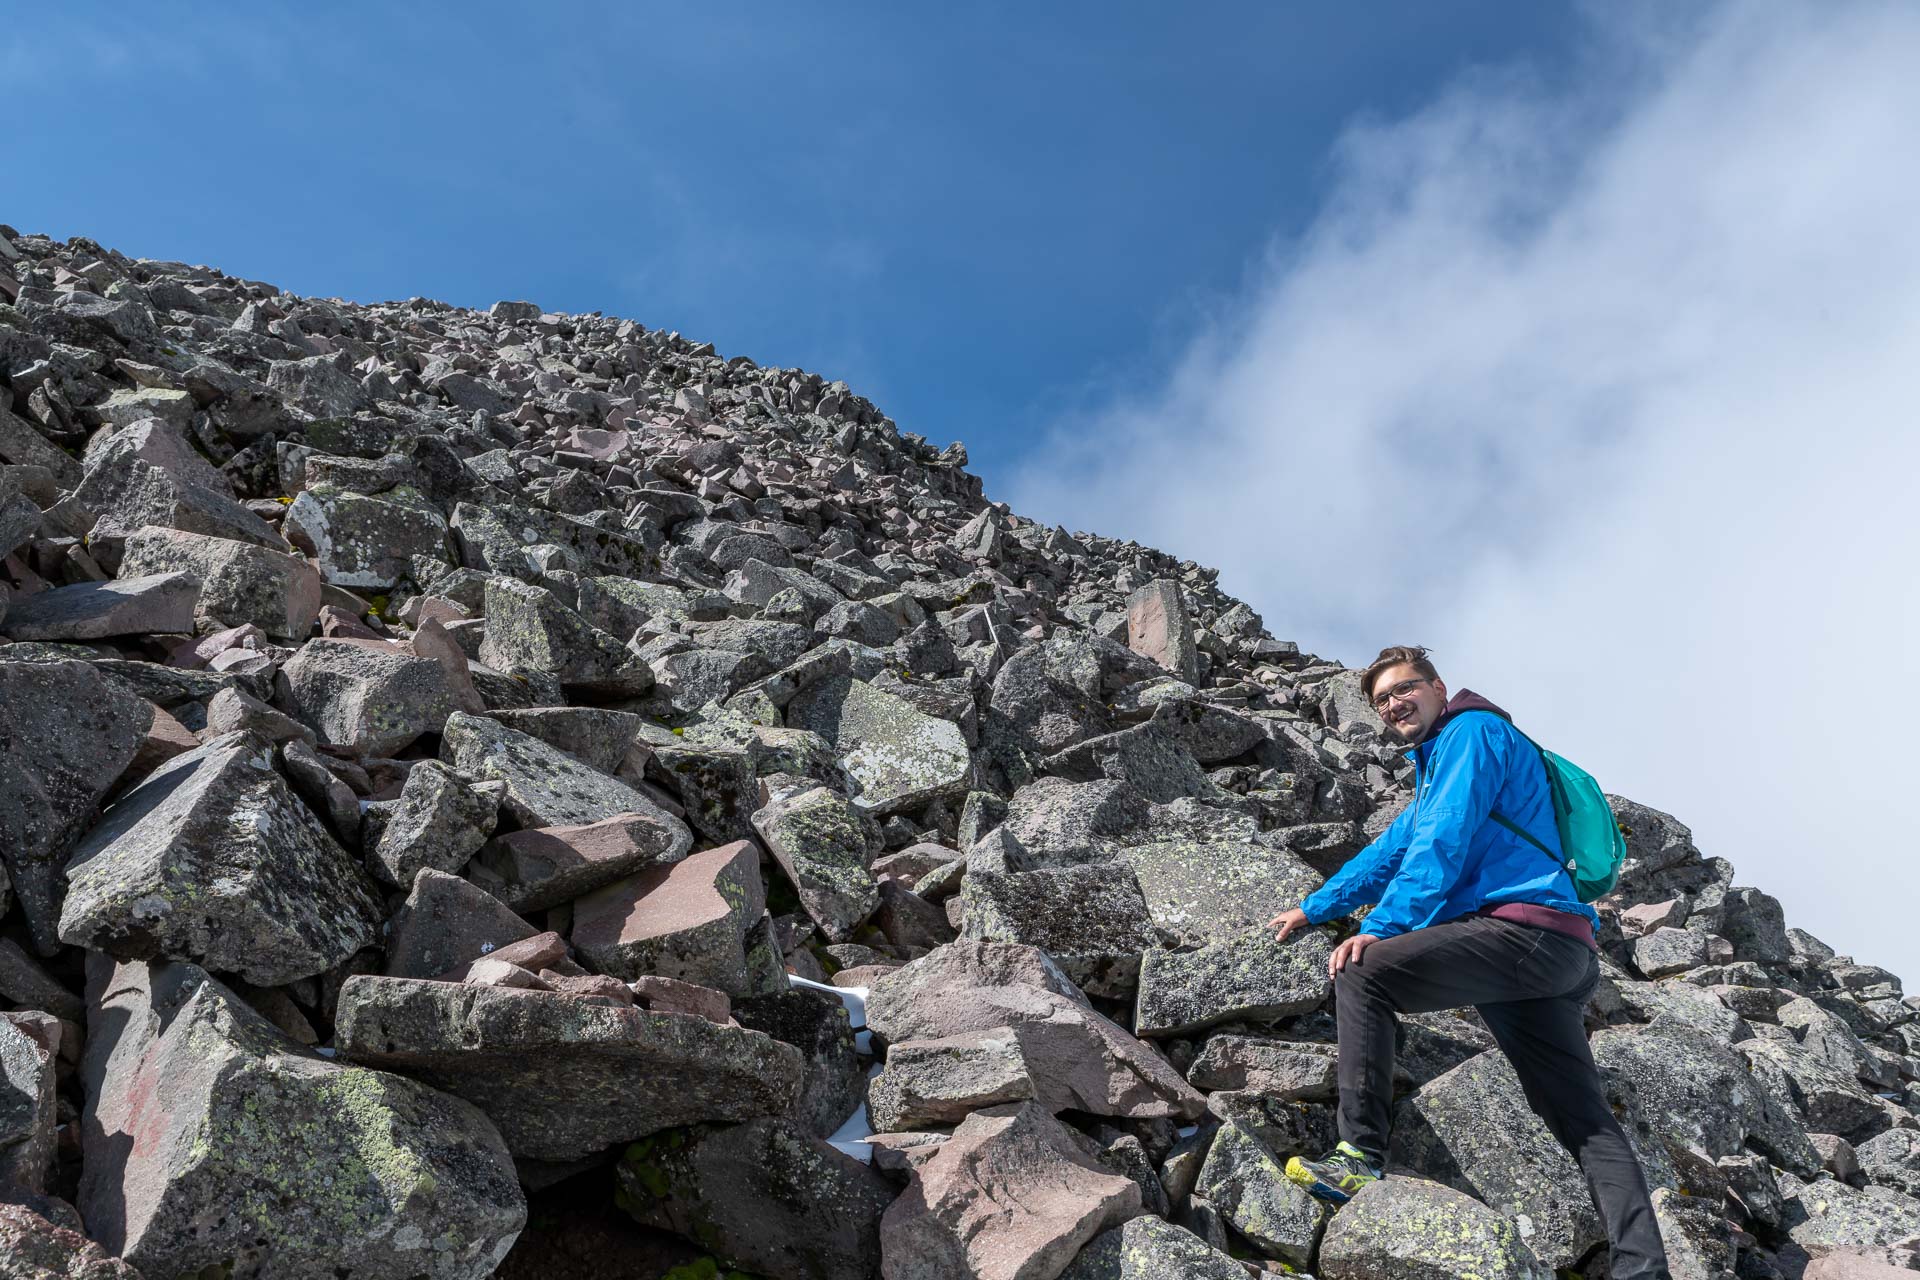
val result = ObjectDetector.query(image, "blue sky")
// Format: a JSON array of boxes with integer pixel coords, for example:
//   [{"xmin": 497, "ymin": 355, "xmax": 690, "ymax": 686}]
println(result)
[
  {"xmin": 4, "ymin": 3, "xmax": 1576, "ymax": 483},
  {"xmin": 12, "ymin": 3, "xmax": 1918, "ymax": 977}
]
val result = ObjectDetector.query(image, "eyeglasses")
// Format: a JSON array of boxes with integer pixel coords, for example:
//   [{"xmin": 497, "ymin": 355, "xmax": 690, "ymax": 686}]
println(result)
[{"xmin": 1371, "ymin": 678, "xmax": 1431, "ymax": 711}]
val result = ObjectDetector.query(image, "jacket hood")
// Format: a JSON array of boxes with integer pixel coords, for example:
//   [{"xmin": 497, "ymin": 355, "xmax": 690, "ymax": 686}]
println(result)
[{"xmin": 1416, "ymin": 688, "xmax": 1511, "ymax": 747}]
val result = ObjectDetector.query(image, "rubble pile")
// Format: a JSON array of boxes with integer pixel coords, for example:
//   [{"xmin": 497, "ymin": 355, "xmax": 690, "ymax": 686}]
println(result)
[{"xmin": 0, "ymin": 225, "xmax": 1915, "ymax": 1279}]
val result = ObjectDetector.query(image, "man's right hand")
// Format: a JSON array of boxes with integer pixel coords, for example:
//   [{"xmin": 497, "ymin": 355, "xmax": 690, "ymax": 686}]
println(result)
[{"xmin": 1267, "ymin": 907, "xmax": 1309, "ymax": 944}]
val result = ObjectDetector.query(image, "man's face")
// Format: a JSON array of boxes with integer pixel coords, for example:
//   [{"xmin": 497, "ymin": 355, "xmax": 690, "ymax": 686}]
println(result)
[{"xmin": 1369, "ymin": 663, "xmax": 1448, "ymax": 744}]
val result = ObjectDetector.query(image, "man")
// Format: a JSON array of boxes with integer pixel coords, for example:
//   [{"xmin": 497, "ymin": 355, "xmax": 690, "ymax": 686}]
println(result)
[{"xmin": 1266, "ymin": 645, "xmax": 1669, "ymax": 1280}]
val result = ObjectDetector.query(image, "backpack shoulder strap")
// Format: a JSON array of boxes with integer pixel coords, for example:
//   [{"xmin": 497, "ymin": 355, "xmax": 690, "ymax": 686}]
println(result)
[{"xmin": 1491, "ymin": 809, "xmax": 1555, "ymax": 857}]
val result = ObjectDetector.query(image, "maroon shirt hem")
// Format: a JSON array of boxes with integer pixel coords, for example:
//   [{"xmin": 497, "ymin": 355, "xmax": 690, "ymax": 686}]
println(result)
[{"xmin": 1479, "ymin": 902, "xmax": 1599, "ymax": 951}]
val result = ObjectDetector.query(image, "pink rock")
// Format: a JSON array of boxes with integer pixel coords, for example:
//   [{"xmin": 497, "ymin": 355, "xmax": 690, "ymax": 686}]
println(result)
[
  {"xmin": 464, "ymin": 959, "xmax": 550, "ymax": 991},
  {"xmin": 1125, "ymin": 580, "xmax": 1198, "ymax": 682},
  {"xmin": 564, "ymin": 427, "xmax": 629, "ymax": 460},
  {"xmin": 1805, "ymin": 1254, "xmax": 1920, "ymax": 1279},
  {"xmin": 469, "ymin": 810, "xmax": 694, "ymax": 914},
  {"xmin": 878, "ymin": 1102, "xmax": 1142, "ymax": 1280},
  {"xmin": 630, "ymin": 975, "xmax": 732, "ymax": 1023},
  {"xmin": 1620, "ymin": 898, "xmax": 1688, "ymax": 936},
  {"xmin": 570, "ymin": 841, "xmax": 765, "ymax": 995},
  {"xmin": 168, "ymin": 623, "xmax": 268, "ymax": 669},
  {"xmin": 408, "ymin": 616, "xmax": 486, "ymax": 714}
]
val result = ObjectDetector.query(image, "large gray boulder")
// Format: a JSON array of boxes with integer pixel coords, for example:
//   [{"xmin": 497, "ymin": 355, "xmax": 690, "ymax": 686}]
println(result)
[
  {"xmin": 1193, "ymin": 1118, "xmax": 1326, "ymax": 1267},
  {"xmin": 0, "ymin": 1017, "xmax": 55, "ymax": 1192},
  {"xmin": 275, "ymin": 638, "xmax": 456, "ymax": 754},
  {"xmin": 1133, "ymin": 927, "xmax": 1334, "ymax": 1038},
  {"xmin": 118, "ymin": 525, "xmax": 322, "ymax": 639},
  {"xmin": 1059, "ymin": 1214, "xmax": 1248, "ymax": 1280},
  {"xmin": 959, "ymin": 862, "xmax": 1161, "ymax": 998},
  {"xmin": 866, "ymin": 941, "xmax": 1203, "ymax": 1124},
  {"xmin": 440, "ymin": 711, "xmax": 659, "ymax": 827},
  {"xmin": 333, "ymin": 976, "xmax": 806, "ymax": 1160},
  {"xmin": 1779, "ymin": 1172, "xmax": 1920, "ymax": 1264},
  {"xmin": 283, "ymin": 484, "xmax": 449, "ymax": 589},
  {"xmin": 0, "ymin": 573, "xmax": 200, "ymax": 642},
  {"xmin": 365, "ymin": 759, "xmax": 501, "ymax": 888},
  {"xmin": 1318, "ymin": 1176, "xmax": 1552, "ymax": 1280},
  {"xmin": 787, "ymin": 675, "xmax": 971, "ymax": 816},
  {"xmin": 1120, "ymin": 839, "xmax": 1323, "ymax": 947},
  {"xmin": 477, "ymin": 576, "xmax": 652, "ymax": 696},
  {"xmin": 59, "ymin": 731, "xmax": 383, "ymax": 986},
  {"xmin": 0, "ymin": 659, "xmax": 148, "ymax": 952},
  {"xmin": 617, "ymin": 1116, "xmax": 897, "ymax": 1280},
  {"xmin": 879, "ymin": 1102, "xmax": 1143, "ymax": 1280},
  {"xmin": 751, "ymin": 782, "xmax": 880, "ymax": 942},
  {"xmin": 80, "ymin": 959, "xmax": 524, "ymax": 1279}
]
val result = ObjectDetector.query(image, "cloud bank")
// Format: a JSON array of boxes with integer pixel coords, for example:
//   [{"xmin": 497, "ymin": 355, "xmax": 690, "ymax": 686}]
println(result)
[{"xmin": 1007, "ymin": 2, "xmax": 1920, "ymax": 975}]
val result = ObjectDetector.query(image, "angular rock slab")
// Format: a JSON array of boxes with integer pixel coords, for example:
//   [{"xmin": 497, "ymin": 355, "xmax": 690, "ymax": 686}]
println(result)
[
  {"xmin": 276, "ymin": 638, "xmax": 455, "ymax": 754},
  {"xmin": 0, "ymin": 1016, "xmax": 56, "ymax": 1191},
  {"xmin": 1194, "ymin": 1118, "xmax": 1326, "ymax": 1267},
  {"xmin": 0, "ymin": 572, "xmax": 199, "ymax": 641},
  {"xmin": 867, "ymin": 941, "xmax": 1204, "ymax": 1123},
  {"xmin": 284, "ymin": 484, "xmax": 449, "ymax": 589},
  {"xmin": 880, "ymin": 1102, "xmax": 1143, "ymax": 1280},
  {"xmin": 81, "ymin": 959, "xmax": 524, "ymax": 1280},
  {"xmin": 1392, "ymin": 1048, "xmax": 1604, "ymax": 1270},
  {"xmin": 732, "ymin": 987, "xmax": 869, "ymax": 1141},
  {"xmin": 617, "ymin": 1116, "xmax": 897, "ymax": 1280},
  {"xmin": 119, "ymin": 524, "xmax": 321, "ymax": 639},
  {"xmin": 959, "ymin": 862, "xmax": 1161, "ymax": 998},
  {"xmin": 1780, "ymin": 1173, "xmax": 1920, "ymax": 1264},
  {"xmin": 1318, "ymin": 1177, "xmax": 1552, "ymax": 1280},
  {"xmin": 1059, "ymin": 1214, "xmax": 1249, "ymax": 1280},
  {"xmin": 333, "ymin": 976, "xmax": 806, "ymax": 1161},
  {"xmin": 571, "ymin": 840, "xmax": 766, "ymax": 994},
  {"xmin": 1134, "ymin": 927, "xmax": 1334, "ymax": 1038},
  {"xmin": 1126, "ymin": 580, "xmax": 1199, "ymax": 683},
  {"xmin": 468, "ymin": 807, "xmax": 693, "ymax": 913},
  {"xmin": 478, "ymin": 576, "xmax": 652, "ymax": 696},
  {"xmin": 787, "ymin": 675, "xmax": 971, "ymax": 816},
  {"xmin": 441, "ymin": 711, "xmax": 660, "ymax": 828},
  {"xmin": 752, "ymin": 783, "xmax": 880, "ymax": 943},
  {"xmin": 0, "ymin": 659, "xmax": 148, "ymax": 952},
  {"xmin": 1120, "ymin": 840, "xmax": 1324, "ymax": 947},
  {"xmin": 382, "ymin": 869, "xmax": 538, "ymax": 980},
  {"xmin": 59, "ymin": 731, "xmax": 382, "ymax": 987},
  {"xmin": 367, "ymin": 758, "xmax": 501, "ymax": 888}
]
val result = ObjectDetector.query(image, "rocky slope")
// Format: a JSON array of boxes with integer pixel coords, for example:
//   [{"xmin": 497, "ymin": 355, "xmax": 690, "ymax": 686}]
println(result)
[{"xmin": 0, "ymin": 225, "xmax": 1914, "ymax": 1280}]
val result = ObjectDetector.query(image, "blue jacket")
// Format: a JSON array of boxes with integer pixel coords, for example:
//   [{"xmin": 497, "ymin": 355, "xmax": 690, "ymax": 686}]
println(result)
[{"xmin": 1299, "ymin": 691, "xmax": 1599, "ymax": 941}]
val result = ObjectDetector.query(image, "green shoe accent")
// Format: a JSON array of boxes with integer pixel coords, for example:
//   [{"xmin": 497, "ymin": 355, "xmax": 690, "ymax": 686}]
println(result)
[{"xmin": 1283, "ymin": 1142, "xmax": 1381, "ymax": 1205}]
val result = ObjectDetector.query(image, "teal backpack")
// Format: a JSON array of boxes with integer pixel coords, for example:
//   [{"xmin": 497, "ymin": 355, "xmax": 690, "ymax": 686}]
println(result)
[{"xmin": 1488, "ymin": 728, "xmax": 1627, "ymax": 902}]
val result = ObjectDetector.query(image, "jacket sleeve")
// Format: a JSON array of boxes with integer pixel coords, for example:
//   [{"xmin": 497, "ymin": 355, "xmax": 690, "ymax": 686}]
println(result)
[
  {"xmin": 1357, "ymin": 716, "xmax": 1511, "ymax": 941},
  {"xmin": 1299, "ymin": 798, "xmax": 1418, "ymax": 924}
]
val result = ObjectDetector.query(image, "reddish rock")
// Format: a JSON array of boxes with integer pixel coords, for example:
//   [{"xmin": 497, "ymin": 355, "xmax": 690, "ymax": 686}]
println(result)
[
  {"xmin": 629, "ymin": 975, "xmax": 731, "ymax": 1023},
  {"xmin": 468, "ymin": 809, "xmax": 693, "ymax": 914},
  {"xmin": 571, "ymin": 841, "xmax": 766, "ymax": 995}
]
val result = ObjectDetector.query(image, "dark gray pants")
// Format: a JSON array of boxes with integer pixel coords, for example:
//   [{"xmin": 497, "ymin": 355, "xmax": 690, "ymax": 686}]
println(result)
[{"xmin": 1333, "ymin": 915, "xmax": 1670, "ymax": 1280}]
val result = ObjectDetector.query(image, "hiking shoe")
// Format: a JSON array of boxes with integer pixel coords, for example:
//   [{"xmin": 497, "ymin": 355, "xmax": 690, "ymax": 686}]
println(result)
[{"xmin": 1284, "ymin": 1141, "xmax": 1382, "ymax": 1204}]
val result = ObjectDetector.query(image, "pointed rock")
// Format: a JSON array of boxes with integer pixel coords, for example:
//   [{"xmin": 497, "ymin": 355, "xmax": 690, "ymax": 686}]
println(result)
[{"xmin": 570, "ymin": 840, "xmax": 766, "ymax": 994}]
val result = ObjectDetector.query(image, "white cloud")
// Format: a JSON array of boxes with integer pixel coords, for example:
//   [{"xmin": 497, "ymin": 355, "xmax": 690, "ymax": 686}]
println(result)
[{"xmin": 1008, "ymin": 1, "xmax": 1920, "ymax": 977}]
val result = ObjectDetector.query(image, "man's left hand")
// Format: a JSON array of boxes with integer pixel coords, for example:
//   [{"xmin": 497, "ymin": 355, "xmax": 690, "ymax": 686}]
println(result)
[{"xmin": 1328, "ymin": 933, "xmax": 1379, "ymax": 977}]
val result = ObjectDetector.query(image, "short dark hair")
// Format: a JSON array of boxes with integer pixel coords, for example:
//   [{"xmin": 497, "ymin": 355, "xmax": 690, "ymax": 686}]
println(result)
[{"xmin": 1360, "ymin": 645, "xmax": 1441, "ymax": 704}]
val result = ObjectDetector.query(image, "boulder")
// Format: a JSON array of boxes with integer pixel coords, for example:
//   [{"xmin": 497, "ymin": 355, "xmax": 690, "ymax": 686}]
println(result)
[
  {"xmin": 118, "ymin": 525, "xmax": 321, "ymax": 638},
  {"xmin": 382, "ymin": 869, "xmax": 538, "ymax": 980},
  {"xmin": 441, "ymin": 711, "xmax": 659, "ymax": 828},
  {"xmin": 959, "ymin": 862, "xmax": 1161, "ymax": 997},
  {"xmin": 0, "ymin": 1017, "xmax": 56, "ymax": 1192},
  {"xmin": 1632, "ymin": 926, "xmax": 1710, "ymax": 979},
  {"xmin": 880, "ymin": 1102, "xmax": 1143, "ymax": 1280},
  {"xmin": 59, "ymin": 731, "xmax": 382, "ymax": 987},
  {"xmin": 571, "ymin": 840, "xmax": 766, "ymax": 994},
  {"xmin": 1318, "ymin": 1176, "xmax": 1551, "ymax": 1280},
  {"xmin": 275, "ymin": 638, "xmax": 455, "ymax": 754},
  {"xmin": 732, "ymin": 987, "xmax": 870, "ymax": 1140},
  {"xmin": 0, "ymin": 1201, "xmax": 145, "ymax": 1278},
  {"xmin": 0, "ymin": 572, "xmax": 200, "ymax": 641},
  {"xmin": 467, "ymin": 808, "xmax": 693, "ymax": 914},
  {"xmin": 1058, "ymin": 1213, "xmax": 1247, "ymax": 1280},
  {"xmin": 1126, "ymin": 580, "xmax": 1199, "ymax": 683},
  {"xmin": 1120, "ymin": 840, "xmax": 1323, "ymax": 946},
  {"xmin": 787, "ymin": 675, "xmax": 971, "ymax": 816},
  {"xmin": 1854, "ymin": 1128, "xmax": 1920, "ymax": 1197},
  {"xmin": 1193, "ymin": 1118, "xmax": 1326, "ymax": 1267},
  {"xmin": 333, "ymin": 976, "xmax": 806, "ymax": 1161},
  {"xmin": 1780, "ymin": 1173, "xmax": 1920, "ymax": 1263},
  {"xmin": 1186, "ymin": 1036, "xmax": 1338, "ymax": 1100},
  {"xmin": 81, "ymin": 959, "xmax": 524, "ymax": 1279},
  {"xmin": 478, "ymin": 577, "xmax": 652, "ymax": 696},
  {"xmin": 752, "ymin": 783, "xmax": 880, "ymax": 943},
  {"xmin": 1133, "ymin": 927, "xmax": 1334, "ymax": 1038},
  {"xmin": 283, "ymin": 484, "xmax": 448, "ymax": 589},
  {"xmin": 617, "ymin": 1117, "xmax": 897, "ymax": 1280},
  {"xmin": 366, "ymin": 759, "xmax": 500, "ymax": 888},
  {"xmin": 0, "ymin": 659, "xmax": 148, "ymax": 952},
  {"xmin": 650, "ymin": 738, "xmax": 759, "ymax": 843}
]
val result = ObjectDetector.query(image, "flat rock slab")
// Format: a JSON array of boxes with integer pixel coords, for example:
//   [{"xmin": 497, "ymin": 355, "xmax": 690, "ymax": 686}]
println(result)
[
  {"xmin": 1120, "ymin": 840, "xmax": 1323, "ymax": 947},
  {"xmin": 284, "ymin": 484, "xmax": 449, "ymax": 589},
  {"xmin": 1126, "ymin": 580, "xmax": 1198, "ymax": 683},
  {"xmin": 333, "ymin": 976, "xmax": 806, "ymax": 1161},
  {"xmin": 82, "ymin": 959, "xmax": 524, "ymax": 1280},
  {"xmin": 0, "ymin": 572, "xmax": 200, "ymax": 641},
  {"xmin": 59, "ymin": 731, "xmax": 382, "ymax": 987},
  {"xmin": 787, "ymin": 675, "xmax": 971, "ymax": 816},
  {"xmin": 1187, "ymin": 1035, "xmax": 1338, "ymax": 1100},
  {"xmin": 468, "ymin": 808, "xmax": 693, "ymax": 913},
  {"xmin": 119, "ymin": 524, "xmax": 321, "ymax": 639},
  {"xmin": 1133, "ymin": 927, "xmax": 1333, "ymax": 1038},
  {"xmin": 1059, "ymin": 1214, "xmax": 1248, "ymax": 1280},
  {"xmin": 0, "ymin": 659, "xmax": 148, "ymax": 952},
  {"xmin": 1319, "ymin": 1176, "xmax": 1551, "ymax": 1280},
  {"xmin": 617, "ymin": 1116, "xmax": 897, "ymax": 1280},
  {"xmin": 867, "ymin": 941, "xmax": 1203, "ymax": 1124},
  {"xmin": 571, "ymin": 840, "xmax": 765, "ymax": 994},
  {"xmin": 276, "ymin": 638, "xmax": 456, "ymax": 755},
  {"xmin": 959, "ymin": 862, "xmax": 1160, "ymax": 998},
  {"xmin": 880, "ymin": 1102, "xmax": 1143, "ymax": 1280},
  {"xmin": 441, "ymin": 711, "xmax": 659, "ymax": 828}
]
